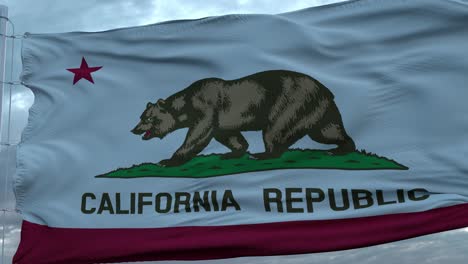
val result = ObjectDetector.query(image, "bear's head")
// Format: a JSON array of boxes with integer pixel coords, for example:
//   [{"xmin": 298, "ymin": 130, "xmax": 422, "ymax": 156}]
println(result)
[{"xmin": 131, "ymin": 99, "xmax": 177, "ymax": 140}]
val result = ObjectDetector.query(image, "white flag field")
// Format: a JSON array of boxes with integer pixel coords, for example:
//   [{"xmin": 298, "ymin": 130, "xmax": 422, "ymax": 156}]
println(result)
[{"xmin": 3, "ymin": 0, "xmax": 468, "ymax": 263}]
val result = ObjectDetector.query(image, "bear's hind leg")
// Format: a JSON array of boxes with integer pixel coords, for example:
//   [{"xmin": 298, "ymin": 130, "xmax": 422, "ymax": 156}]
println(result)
[
  {"xmin": 309, "ymin": 123, "xmax": 355, "ymax": 155},
  {"xmin": 214, "ymin": 132, "xmax": 249, "ymax": 159}
]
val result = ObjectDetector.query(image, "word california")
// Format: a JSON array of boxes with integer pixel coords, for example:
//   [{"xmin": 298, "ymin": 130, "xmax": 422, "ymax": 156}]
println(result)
[{"xmin": 81, "ymin": 188, "xmax": 430, "ymax": 215}]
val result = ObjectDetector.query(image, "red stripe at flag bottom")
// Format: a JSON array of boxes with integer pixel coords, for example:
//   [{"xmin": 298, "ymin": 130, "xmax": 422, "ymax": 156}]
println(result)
[{"xmin": 13, "ymin": 202, "xmax": 468, "ymax": 264}]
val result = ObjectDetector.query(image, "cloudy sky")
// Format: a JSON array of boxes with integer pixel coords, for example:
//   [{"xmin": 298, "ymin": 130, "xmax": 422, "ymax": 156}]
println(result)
[{"xmin": 0, "ymin": 0, "xmax": 467, "ymax": 263}]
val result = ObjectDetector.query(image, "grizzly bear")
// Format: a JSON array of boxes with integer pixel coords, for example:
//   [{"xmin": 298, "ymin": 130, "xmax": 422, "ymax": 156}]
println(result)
[{"xmin": 131, "ymin": 70, "xmax": 355, "ymax": 167}]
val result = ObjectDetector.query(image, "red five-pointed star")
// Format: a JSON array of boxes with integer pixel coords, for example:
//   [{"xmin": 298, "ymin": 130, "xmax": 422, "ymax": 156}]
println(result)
[{"xmin": 67, "ymin": 57, "xmax": 102, "ymax": 85}]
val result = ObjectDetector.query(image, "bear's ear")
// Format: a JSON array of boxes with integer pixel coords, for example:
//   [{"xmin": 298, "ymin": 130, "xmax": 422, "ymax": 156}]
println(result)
[
  {"xmin": 157, "ymin": 99, "xmax": 166, "ymax": 108},
  {"xmin": 146, "ymin": 102, "xmax": 154, "ymax": 109}
]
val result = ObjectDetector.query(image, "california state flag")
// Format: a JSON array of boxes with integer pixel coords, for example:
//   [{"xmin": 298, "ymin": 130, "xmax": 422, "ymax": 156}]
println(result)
[{"xmin": 14, "ymin": 0, "xmax": 468, "ymax": 263}]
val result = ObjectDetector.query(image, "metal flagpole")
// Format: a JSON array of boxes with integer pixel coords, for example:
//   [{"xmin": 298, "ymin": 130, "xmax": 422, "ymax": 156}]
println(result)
[
  {"xmin": 0, "ymin": 5, "xmax": 9, "ymax": 264},
  {"xmin": 0, "ymin": 6, "xmax": 7, "ymax": 135}
]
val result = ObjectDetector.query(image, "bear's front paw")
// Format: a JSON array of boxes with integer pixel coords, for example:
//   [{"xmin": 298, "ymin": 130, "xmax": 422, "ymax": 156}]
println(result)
[
  {"xmin": 249, "ymin": 152, "xmax": 282, "ymax": 160},
  {"xmin": 158, "ymin": 158, "xmax": 185, "ymax": 167}
]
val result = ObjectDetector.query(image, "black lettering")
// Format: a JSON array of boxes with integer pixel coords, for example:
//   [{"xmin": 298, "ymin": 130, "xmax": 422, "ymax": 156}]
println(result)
[
  {"xmin": 155, "ymin": 193, "xmax": 172, "ymax": 213},
  {"xmin": 264, "ymin": 188, "xmax": 283, "ymax": 212},
  {"xmin": 376, "ymin": 190, "xmax": 397, "ymax": 206},
  {"xmin": 286, "ymin": 188, "xmax": 304, "ymax": 213},
  {"xmin": 81, "ymin": 193, "xmax": 96, "ymax": 214},
  {"xmin": 211, "ymin": 191, "xmax": 219, "ymax": 211},
  {"xmin": 221, "ymin": 190, "xmax": 241, "ymax": 211},
  {"xmin": 175, "ymin": 192, "xmax": 191, "ymax": 213},
  {"xmin": 193, "ymin": 191, "xmax": 211, "ymax": 212},
  {"xmin": 351, "ymin": 189, "xmax": 373, "ymax": 209},
  {"xmin": 115, "ymin": 193, "xmax": 129, "ymax": 214},
  {"xmin": 408, "ymin": 188, "xmax": 430, "ymax": 201},
  {"xmin": 138, "ymin": 193, "xmax": 152, "ymax": 214},
  {"xmin": 397, "ymin": 189, "xmax": 405, "ymax": 203},
  {"xmin": 305, "ymin": 188, "xmax": 325, "ymax": 213},
  {"xmin": 98, "ymin": 193, "xmax": 114, "ymax": 214},
  {"xmin": 130, "ymin": 193, "xmax": 136, "ymax": 214},
  {"xmin": 329, "ymin": 189, "xmax": 350, "ymax": 211}
]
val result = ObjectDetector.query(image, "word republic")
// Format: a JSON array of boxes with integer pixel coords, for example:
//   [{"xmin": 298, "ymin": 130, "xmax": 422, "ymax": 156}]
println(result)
[{"xmin": 81, "ymin": 188, "xmax": 430, "ymax": 215}]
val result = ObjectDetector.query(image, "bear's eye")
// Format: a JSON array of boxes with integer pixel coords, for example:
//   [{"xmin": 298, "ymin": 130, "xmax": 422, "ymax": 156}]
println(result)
[{"xmin": 146, "ymin": 117, "xmax": 153, "ymax": 122}]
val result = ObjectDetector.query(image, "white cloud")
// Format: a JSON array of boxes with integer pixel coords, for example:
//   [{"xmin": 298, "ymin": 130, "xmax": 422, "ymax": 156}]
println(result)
[
  {"xmin": 11, "ymin": 90, "xmax": 32, "ymax": 110},
  {"xmin": 142, "ymin": 0, "xmax": 348, "ymax": 25},
  {"xmin": 0, "ymin": 212, "xmax": 22, "ymax": 263}
]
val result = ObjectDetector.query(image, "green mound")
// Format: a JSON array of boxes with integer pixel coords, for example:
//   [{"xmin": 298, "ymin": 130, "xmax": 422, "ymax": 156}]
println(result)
[{"xmin": 97, "ymin": 149, "xmax": 408, "ymax": 179}]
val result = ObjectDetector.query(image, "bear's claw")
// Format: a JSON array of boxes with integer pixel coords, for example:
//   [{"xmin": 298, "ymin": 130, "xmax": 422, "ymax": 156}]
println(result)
[{"xmin": 158, "ymin": 158, "xmax": 185, "ymax": 167}]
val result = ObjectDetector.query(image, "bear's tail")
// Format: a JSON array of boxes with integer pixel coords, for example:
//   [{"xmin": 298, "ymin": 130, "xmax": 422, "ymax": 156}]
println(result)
[{"xmin": 315, "ymin": 79, "xmax": 335, "ymax": 99}]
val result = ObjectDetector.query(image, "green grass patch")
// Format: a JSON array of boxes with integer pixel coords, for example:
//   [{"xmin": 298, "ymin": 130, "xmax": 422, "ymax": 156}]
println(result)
[{"xmin": 97, "ymin": 149, "xmax": 408, "ymax": 179}]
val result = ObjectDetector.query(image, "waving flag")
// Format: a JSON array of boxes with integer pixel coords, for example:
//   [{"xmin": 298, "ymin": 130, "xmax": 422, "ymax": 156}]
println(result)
[{"xmin": 13, "ymin": 0, "xmax": 468, "ymax": 263}]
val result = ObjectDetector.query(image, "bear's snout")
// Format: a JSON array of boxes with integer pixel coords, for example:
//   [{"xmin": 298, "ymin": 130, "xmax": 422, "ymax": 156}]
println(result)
[{"xmin": 131, "ymin": 127, "xmax": 143, "ymax": 135}]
